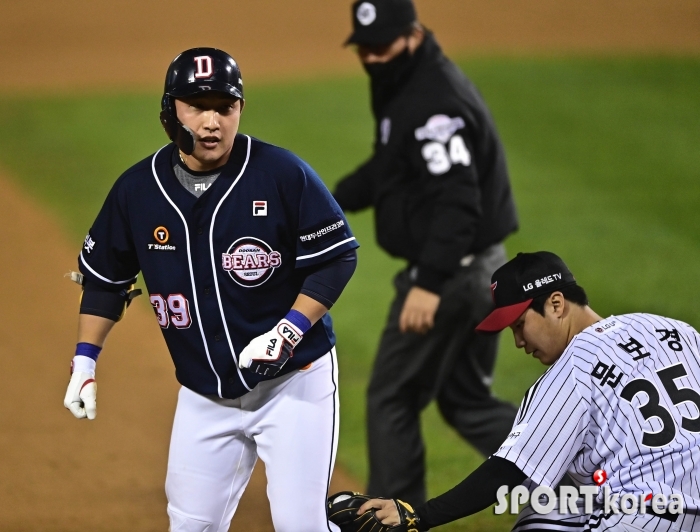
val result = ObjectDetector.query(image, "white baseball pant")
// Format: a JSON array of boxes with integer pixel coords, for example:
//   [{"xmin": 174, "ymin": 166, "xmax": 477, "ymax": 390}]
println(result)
[{"xmin": 166, "ymin": 350, "xmax": 340, "ymax": 532}]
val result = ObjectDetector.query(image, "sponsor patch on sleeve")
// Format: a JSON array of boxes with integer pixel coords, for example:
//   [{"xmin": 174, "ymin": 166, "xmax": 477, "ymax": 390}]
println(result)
[
  {"xmin": 298, "ymin": 218, "xmax": 347, "ymax": 248},
  {"xmin": 593, "ymin": 317, "xmax": 623, "ymax": 335},
  {"xmin": 501, "ymin": 423, "xmax": 528, "ymax": 448}
]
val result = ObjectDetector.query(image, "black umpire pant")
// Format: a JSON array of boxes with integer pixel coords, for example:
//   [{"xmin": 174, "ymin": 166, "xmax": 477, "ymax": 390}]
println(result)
[{"xmin": 366, "ymin": 243, "xmax": 518, "ymax": 506}]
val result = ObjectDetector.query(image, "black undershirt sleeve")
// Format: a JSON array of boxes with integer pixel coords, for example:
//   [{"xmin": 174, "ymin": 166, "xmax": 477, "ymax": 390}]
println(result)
[
  {"xmin": 299, "ymin": 249, "xmax": 357, "ymax": 309},
  {"xmin": 415, "ymin": 456, "xmax": 527, "ymax": 529}
]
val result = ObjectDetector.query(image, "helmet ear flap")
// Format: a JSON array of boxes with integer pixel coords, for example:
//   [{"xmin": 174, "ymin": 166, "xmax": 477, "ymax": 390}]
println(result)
[{"xmin": 159, "ymin": 95, "xmax": 195, "ymax": 156}]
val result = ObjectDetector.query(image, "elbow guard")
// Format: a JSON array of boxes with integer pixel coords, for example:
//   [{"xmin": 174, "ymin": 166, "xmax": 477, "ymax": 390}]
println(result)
[{"xmin": 70, "ymin": 272, "xmax": 142, "ymax": 322}]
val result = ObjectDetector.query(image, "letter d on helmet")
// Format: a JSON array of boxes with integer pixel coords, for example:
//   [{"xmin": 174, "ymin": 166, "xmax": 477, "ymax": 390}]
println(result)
[{"xmin": 160, "ymin": 47, "xmax": 244, "ymax": 155}]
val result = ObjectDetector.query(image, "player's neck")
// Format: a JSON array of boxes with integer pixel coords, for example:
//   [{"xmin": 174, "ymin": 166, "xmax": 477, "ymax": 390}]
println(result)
[
  {"xmin": 567, "ymin": 305, "xmax": 604, "ymax": 344},
  {"xmin": 179, "ymin": 148, "xmax": 231, "ymax": 173}
]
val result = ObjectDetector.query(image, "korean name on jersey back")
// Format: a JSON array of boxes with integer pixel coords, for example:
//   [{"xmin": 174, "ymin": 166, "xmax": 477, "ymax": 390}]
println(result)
[
  {"xmin": 78, "ymin": 135, "xmax": 358, "ymax": 400},
  {"xmin": 495, "ymin": 313, "xmax": 700, "ymax": 517}
]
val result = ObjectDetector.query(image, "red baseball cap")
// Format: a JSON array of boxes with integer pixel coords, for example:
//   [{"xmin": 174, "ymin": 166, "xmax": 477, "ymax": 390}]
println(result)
[{"xmin": 476, "ymin": 252, "xmax": 577, "ymax": 333}]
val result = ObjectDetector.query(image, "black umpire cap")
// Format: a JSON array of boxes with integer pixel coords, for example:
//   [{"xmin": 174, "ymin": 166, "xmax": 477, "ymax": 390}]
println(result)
[{"xmin": 345, "ymin": 0, "xmax": 417, "ymax": 46}]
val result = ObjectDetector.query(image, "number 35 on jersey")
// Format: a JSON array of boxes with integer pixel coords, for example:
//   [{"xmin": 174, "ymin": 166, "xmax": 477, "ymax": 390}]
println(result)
[{"xmin": 415, "ymin": 114, "xmax": 471, "ymax": 176}]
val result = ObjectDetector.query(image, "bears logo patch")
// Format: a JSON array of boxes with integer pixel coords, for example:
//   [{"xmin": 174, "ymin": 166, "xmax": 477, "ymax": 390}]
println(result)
[{"xmin": 222, "ymin": 237, "xmax": 282, "ymax": 287}]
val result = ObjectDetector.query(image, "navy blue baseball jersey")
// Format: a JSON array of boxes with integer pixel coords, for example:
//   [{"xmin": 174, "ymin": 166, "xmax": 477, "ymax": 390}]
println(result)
[{"xmin": 79, "ymin": 134, "xmax": 358, "ymax": 399}]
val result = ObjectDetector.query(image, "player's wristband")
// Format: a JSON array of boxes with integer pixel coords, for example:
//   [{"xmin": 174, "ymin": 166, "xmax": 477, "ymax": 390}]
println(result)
[
  {"xmin": 284, "ymin": 309, "xmax": 312, "ymax": 334},
  {"xmin": 73, "ymin": 343, "xmax": 102, "ymax": 376},
  {"xmin": 76, "ymin": 342, "xmax": 102, "ymax": 361}
]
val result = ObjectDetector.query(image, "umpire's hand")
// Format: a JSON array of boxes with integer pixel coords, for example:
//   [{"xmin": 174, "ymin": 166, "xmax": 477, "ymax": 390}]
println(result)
[{"xmin": 399, "ymin": 287, "xmax": 440, "ymax": 334}]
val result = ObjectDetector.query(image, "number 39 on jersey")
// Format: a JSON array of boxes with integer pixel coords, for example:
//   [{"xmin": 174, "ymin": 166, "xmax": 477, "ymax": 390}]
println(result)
[{"xmin": 150, "ymin": 293, "xmax": 192, "ymax": 329}]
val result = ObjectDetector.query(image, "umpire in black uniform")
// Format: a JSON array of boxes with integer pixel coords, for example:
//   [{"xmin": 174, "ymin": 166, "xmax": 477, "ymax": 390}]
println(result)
[{"xmin": 334, "ymin": 0, "xmax": 520, "ymax": 506}]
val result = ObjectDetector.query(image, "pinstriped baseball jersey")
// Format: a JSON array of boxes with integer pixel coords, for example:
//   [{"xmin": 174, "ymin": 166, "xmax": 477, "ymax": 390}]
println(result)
[
  {"xmin": 495, "ymin": 314, "xmax": 700, "ymax": 522},
  {"xmin": 79, "ymin": 134, "xmax": 358, "ymax": 400}
]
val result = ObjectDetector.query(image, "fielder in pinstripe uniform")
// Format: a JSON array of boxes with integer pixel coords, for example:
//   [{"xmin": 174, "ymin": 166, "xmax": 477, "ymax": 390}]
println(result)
[{"xmin": 349, "ymin": 251, "xmax": 700, "ymax": 531}]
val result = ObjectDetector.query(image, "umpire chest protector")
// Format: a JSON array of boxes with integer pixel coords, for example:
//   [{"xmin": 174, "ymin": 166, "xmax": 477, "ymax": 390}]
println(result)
[{"xmin": 80, "ymin": 134, "xmax": 357, "ymax": 399}]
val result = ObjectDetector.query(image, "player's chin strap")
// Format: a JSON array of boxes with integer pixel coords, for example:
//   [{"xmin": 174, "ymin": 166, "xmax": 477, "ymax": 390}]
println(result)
[
  {"xmin": 159, "ymin": 109, "xmax": 195, "ymax": 155},
  {"xmin": 159, "ymin": 95, "xmax": 196, "ymax": 155}
]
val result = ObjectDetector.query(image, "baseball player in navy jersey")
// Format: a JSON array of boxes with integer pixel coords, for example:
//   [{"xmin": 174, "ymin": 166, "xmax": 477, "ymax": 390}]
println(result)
[
  {"xmin": 63, "ymin": 47, "xmax": 358, "ymax": 531},
  {"xmin": 331, "ymin": 252, "xmax": 700, "ymax": 531}
]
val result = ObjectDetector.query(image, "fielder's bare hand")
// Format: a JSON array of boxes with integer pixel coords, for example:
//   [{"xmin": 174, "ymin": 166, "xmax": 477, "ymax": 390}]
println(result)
[
  {"xmin": 357, "ymin": 498, "xmax": 400, "ymax": 525},
  {"xmin": 399, "ymin": 286, "xmax": 440, "ymax": 334}
]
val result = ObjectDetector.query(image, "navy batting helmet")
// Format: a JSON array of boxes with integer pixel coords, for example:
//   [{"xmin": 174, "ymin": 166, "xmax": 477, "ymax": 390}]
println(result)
[{"xmin": 160, "ymin": 47, "xmax": 244, "ymax": 155}]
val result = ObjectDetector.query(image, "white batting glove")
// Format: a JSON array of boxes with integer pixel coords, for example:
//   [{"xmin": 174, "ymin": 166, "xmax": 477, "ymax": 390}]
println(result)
[
  {"xmin": 239, "ymin": 318, "xmax": 304, "ymax": 377},
  {"xmin": 64, "ymin": 356, "xmax": 97, "ymax": 420}
]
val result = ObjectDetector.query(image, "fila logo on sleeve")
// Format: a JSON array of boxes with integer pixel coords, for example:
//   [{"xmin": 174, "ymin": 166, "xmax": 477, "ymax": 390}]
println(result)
[
  {"xmin": 253, "ymin": 201, "xmax": 267, "ymax": 217},
  {"xmin": 194, "ymin": 56, "xmax": 213, "ymax": 78}
]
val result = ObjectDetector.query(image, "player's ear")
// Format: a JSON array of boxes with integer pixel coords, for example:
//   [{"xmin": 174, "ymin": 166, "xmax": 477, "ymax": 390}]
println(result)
[
  {"xmin": 548, "ymin": 292, "xmax": 566, "ymax": 318},
  {"xmin": 239, "ymin": 99, "xmax": 245, "ymax": 113}
]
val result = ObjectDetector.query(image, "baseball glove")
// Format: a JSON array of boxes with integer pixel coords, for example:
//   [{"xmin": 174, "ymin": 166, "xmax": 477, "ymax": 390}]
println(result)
[{"xmin": 327, "ymin": 491, "xmax": 426, "ymax": 532}]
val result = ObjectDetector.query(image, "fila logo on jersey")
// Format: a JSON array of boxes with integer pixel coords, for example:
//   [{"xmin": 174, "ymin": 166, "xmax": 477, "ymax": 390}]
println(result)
[
  {"xmin": 149, "ymin": 226, "xmax": 177, "ymax": 251},
  {"xmin": 222, "ymin": 237, "xmax": 281, "ymax": 287},
  {"xmin": 253, "ymin": 201, "xmax": 268, "ymax": 217},
  {"xmin": 194, "ymin": 56, "xmax": 213, "ymax": 79},
  {"xmin": 83, "ymin": 233, "xmax": 96, "ymax": 254}
]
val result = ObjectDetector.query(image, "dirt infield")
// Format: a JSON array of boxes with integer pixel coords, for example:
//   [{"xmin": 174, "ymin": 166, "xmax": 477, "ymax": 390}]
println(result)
[
  {"xmin": 1, "ymin": 0, "xmax": 698, "ymax": 92},
  {"xmin": 0, "ymin": 1, "xmax": 697, "ymax": 530}
]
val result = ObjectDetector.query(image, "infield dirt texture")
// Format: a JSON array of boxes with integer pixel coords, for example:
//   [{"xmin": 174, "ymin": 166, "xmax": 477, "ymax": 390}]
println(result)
[{"xmin": 0, "ymin": 1, "xmax": 698, "ymax": 531}]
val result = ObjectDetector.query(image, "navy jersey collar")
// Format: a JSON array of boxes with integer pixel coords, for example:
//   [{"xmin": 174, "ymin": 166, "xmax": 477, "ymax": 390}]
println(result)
[{"xmin": 155, "ymin": 133, "xmax": 250, "ymax": 209}]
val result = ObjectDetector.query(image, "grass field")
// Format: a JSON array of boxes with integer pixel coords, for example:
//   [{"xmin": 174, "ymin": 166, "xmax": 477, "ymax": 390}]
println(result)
[{"xmin": 1, "ymin": 56, "xmax": 699, "ymax": 530}]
